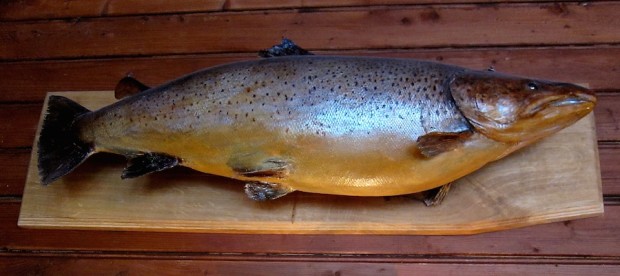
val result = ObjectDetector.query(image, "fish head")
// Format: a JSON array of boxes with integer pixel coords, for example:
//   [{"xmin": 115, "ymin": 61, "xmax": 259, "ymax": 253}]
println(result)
[{"xmin": 449, "ymin": 71, "xmax": 596, "ymax": 143}]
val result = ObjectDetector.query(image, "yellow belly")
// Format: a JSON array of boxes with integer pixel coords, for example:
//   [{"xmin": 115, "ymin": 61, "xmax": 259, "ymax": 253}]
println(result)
[{"xmin": 97, "ymin": 125, "xmax": 513, "ymax": 197}]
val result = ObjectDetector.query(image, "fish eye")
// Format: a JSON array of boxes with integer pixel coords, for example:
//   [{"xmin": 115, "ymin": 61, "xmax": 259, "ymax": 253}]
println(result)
[{"xmin": 527, "ymin": 82, "xmax": 539, "ymax": 91}]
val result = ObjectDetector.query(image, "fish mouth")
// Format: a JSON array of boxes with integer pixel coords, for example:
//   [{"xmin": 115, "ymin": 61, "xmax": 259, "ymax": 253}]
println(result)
[
  {"xmin": 521, "ymin": 92, "xmax": 596, "ymax": 118},
  {"xmin": 550, "ymin": 95, "xmax": 593, "ymax": 107}
]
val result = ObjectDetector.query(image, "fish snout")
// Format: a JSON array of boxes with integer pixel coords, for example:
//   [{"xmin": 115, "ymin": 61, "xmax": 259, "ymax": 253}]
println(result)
[
  {"xmin": 572, "ymin": 88, "xmax": 597, "ymax": 105},
  {"xmin": 520, "ymin": 83, "xmax": 596, "ymax": 118},
  {"xmin": 553, "ymin": 83, "xmax": 597, "ymax": 108}
]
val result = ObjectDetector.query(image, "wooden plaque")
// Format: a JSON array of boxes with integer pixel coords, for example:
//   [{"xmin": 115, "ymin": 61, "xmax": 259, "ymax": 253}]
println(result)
[{"xmin": 18, "ymin": 92, "xmax": 603, "ymax": 235}]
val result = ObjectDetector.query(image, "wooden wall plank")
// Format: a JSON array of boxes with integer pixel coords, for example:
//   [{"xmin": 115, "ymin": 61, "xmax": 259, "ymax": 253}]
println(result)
[
  {"xmin": 2, "ymin": 255, "xmax": 620, "ymax": 276},
  {"xmin": 2, "ymin": 201, "xmax": 620, "ymax": 255},
  {"xmin": 1, "ymin": 2, "xmax": 619, "ymax": 60},
  {"xmin": 594, "ymin": 94, "xmax": 620, "ymax": 141},
  {"xmin": 0, "ymin": 0, "xmax": 560, "ymax": 21},
  {"xmin": 0, "ymin": 0, "xmax": 224, "ymax": 21},
  {"xmin": 0, "ymin": 150, "xmax": 30, "ymax": 196},
  {"xmin": 0, "ymin": 104, "xmax": 40, "ymax": 149},
  {"xmin": 598, "ymin": 144, "xmax": 620, "ymax": 196},
  {"xmin": 600, "ymin": 144, "xmax": 620, "ymax": 195},
  {"xmin": 596, "ymin": 96, "xmax": 620, "ymax": 141},
  {"xmin": 1, "ymin": 47, "xmax": 618, "ymax": 103}
]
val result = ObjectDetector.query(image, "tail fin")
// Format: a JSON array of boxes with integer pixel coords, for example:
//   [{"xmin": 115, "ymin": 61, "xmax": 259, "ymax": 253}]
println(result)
[{"xmin": 38, "ymin": 95, "xmax": 93, "ymax": 185}]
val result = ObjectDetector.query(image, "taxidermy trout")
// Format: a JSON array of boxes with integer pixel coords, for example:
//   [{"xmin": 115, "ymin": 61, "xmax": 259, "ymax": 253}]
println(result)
[{"xmin": 38, "ymin": 40, "xmax": 596, "ymax": 205}]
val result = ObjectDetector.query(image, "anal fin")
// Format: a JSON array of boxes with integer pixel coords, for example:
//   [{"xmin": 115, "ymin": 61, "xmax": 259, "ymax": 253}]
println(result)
[
  {"xmin": 408, "ymin": 183, "xmax": 453, "ymax": 207},
  {"xmin": 245, "ymin": 181, "xmax": 294, "ymax": 201},
  {"xmin": 258, "ymin": 38, "xmax": 313, "ymax": 58},
  {"xmin": 121, "ymin": 153, "xmax": 179, "ymax": 179}
]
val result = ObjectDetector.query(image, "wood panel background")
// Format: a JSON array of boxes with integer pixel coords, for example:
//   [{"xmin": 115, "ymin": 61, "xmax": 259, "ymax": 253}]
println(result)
[{"xmin": 1, "ymin": 0, "xmax": 619, "ymax": 274}]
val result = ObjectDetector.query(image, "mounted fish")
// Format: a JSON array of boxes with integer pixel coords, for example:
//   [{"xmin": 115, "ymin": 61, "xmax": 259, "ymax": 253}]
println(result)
[{"xmin": 37, "ymin": 39, "xmax": 596, "ymax": 206}]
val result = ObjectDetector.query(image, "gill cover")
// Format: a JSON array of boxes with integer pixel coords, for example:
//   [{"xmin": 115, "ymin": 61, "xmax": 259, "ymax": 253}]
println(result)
[{"xmin": 449, "ymin": 71, "xmax": 596, "ymax": 143}]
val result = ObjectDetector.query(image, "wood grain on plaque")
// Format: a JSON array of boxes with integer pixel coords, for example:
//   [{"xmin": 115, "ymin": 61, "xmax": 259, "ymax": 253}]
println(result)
[{"xmin": 17, "ymin": 92, "xmax": 602, "ymax": 234}]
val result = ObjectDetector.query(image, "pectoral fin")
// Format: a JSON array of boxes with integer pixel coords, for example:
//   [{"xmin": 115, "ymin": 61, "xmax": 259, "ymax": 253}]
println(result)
[
  {"xmin": 258, "ymin": 38, "xmax": 313, "ymax": 58},
  {"xmin": 245, "ymin": 181, "xmax": 294, "ymax": 201},
  {"xmin": 416, "ymin": 131, "xmax": 473, "ymax": 158},
  {"xmin": 115, "ymin": 76, "xmax": 150, "ymax": 99},
  {"xmin": 121, "ymin": 153, "xmax": 179, "ymax": 179}
]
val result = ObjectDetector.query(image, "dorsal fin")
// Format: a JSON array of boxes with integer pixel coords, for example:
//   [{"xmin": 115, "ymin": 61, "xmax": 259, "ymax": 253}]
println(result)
[
  {"xmin": 258, "ymin": 38, "xmax": 314, "ymax": 58},
  {"xmin": 114, "ymin": 76, "xmax": 150, "ymax": 99}
]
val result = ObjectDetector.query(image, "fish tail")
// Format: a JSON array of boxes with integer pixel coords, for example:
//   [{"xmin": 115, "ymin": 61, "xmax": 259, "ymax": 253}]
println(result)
[{"xmin": 37, "ymin": 95, "xmax": 93, "ymax": 185}]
